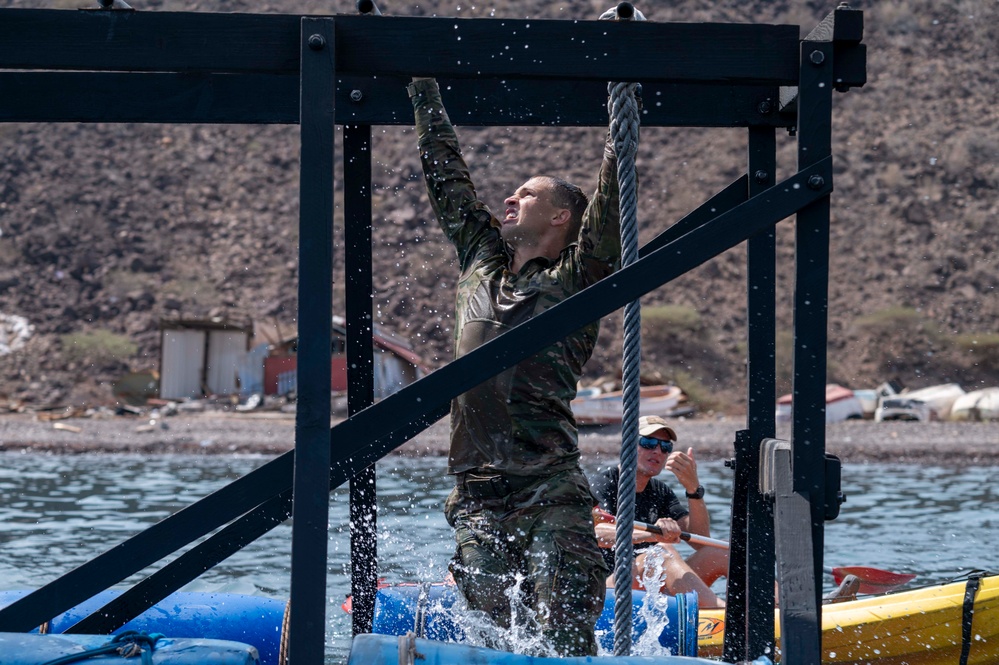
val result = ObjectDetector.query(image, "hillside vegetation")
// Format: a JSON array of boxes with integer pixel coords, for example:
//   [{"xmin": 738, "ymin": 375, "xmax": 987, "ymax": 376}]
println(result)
[{"xmin": 1, "ymin": 0, "xmax": 996, "ymax": 413}]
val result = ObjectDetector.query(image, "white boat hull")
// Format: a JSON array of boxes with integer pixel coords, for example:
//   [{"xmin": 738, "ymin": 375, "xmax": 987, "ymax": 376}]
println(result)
[
  {"xmin": 950, "ymin": 387, "xmax": 999, "ymax": 421},
  {"xmin": 571, "ymin": 385, "xmax": 682, "ymax": 425}
]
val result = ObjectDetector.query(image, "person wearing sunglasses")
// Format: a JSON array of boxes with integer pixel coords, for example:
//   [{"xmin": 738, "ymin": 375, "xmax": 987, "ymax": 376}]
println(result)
[{"xmin": 590, "ymin": 415, "xmax": 728, "ymax": 608}]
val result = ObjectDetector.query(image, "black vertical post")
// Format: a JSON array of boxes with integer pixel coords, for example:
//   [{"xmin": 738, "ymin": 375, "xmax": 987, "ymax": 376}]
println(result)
[
  {"xmin": 724, "ymin": 125, "xmax": 777, "ymax": 662},
  {"xmin": 344, "ymin": 123, "xmax": 378, "ymax": 635},
  {"xmin": 779, "ymin": 39, "xmax": 833, "ymax": 665},
  {"xmin": 289, "ymin": 17, "xmax": 335, "ymax": 665},
  {"xmin": 745, "ymin": 124, "xmax": 777, "ymax": 660},
  {"xmin": 722, "ymin": 429, "xmax": 751, "ymax": 662}
]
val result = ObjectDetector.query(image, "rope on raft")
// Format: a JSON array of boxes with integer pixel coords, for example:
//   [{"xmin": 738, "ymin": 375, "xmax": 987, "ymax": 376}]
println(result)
[{"xmin": 38, "ymin": 631, "xmax": 165, "ymax": 665}]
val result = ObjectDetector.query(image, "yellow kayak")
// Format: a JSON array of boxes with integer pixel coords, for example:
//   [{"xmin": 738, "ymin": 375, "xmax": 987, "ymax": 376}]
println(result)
[{"xmin": 698, "ymin": 574, "xmax": 999, "ymax": 664}]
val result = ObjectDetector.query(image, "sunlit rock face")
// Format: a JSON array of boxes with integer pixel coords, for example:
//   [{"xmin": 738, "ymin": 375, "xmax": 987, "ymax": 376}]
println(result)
[{"xmin": 1, "ymin": 0, "xmax": 996, "ymax": 411}]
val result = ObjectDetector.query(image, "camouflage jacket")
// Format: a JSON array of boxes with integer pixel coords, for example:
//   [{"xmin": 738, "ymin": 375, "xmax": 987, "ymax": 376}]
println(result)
[{"xmin": 409, "ymin": 79, "xmax": 621, "ymax": 477}]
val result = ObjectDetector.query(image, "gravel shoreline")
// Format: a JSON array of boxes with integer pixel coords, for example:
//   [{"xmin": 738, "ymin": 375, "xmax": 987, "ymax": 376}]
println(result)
[{"xmin": 2, "ymin": 413, "xmax": 997, "ymax": 466}]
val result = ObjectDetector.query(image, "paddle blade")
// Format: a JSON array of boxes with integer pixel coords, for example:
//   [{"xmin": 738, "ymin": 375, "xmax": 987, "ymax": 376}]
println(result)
[
  {"xmin": 592, "ymin": 506, "xmax": 617, "ymax": 525},
  {"xmin": 831, "ymin": 565, "xmax": 916, "ymax": 594}
]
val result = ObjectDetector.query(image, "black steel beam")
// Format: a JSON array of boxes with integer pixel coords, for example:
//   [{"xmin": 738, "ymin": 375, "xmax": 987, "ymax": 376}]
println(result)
[
  {"xmin": 331, "ymin": 16, "xmax": 800, "ymax": 83},
  {"xmin": 0, "ymin": 9, "xmax": 301, "ymax": 73},
  {"xmin": 65, "ymin": 488, "xmax": 294, "ymax": 635},
  {"xmin": 744, "ymin": 125, "xmax": 777, "ymax": 661},
  {"xmin": 288, "ymin": 17, "xmax": 336, "ymax": 665},
  {"xmin": 0, "ymin": 72, "xmax": 299, "ymax": 124},
  {"xmin": 722, "ymin": 429, "xmax": 752, "ymax": 661},
  {"xmin": 0, "ymin": 72, "xmax": 786, "ymax": 128},
  {"xmin": 0, "ymin": 10, "xmax": 800, "ymax": 85},
  {"xmin": 779, "ymin": 40, "xmax": 834, "ymax": 665},
  {"xmin": 0, "ymin": 162, "xmax": 831, "ymax": 634},
  {"xmin": 53, "ymin": 404, "xmax": 450, "ymax": 636},
  {"xmin": 336, "ymin": 78, "xmax": 787, "ymax": 128},
  {"xmin": 344, "ymin": 123, "xmax": 379, "ymax": 636},
  {"xmin": 0, "ymin": 453, "xmax": 294, "ymax": 632}
]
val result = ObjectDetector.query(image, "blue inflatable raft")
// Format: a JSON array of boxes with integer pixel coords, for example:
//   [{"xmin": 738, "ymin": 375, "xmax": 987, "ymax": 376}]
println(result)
[
  {"xmin": 0, "ymin": 590, "xmax": 285, "ymax": 665},
  {"xmin": 0, "ymin": 632, "xmax": 259, "ymax": 665},
  {"xmin": 348, "ymin": 632, "xmax": 774, "ymax": 665},
  {"xmin": 369, "ymin": 584, "xmax": 699, "ymax": 657}
]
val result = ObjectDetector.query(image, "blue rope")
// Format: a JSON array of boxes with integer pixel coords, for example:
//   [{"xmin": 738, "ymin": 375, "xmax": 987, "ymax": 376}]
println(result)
[{"xmin": 39, "ymin": 631, "xmax": 165, "ymax": 665}]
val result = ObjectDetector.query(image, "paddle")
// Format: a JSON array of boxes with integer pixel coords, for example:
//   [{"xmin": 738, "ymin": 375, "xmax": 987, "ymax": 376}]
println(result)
[
  {"xmin": 592, "ymin": 507, "xmax": 915, "ymax": 594},
  {"xmin": 593, "ymin": 507, "xmax": 728, "ymax": 549},
  {"xmin": 824, "ymin": 566, "xmax": 916, "ymax": 594}
]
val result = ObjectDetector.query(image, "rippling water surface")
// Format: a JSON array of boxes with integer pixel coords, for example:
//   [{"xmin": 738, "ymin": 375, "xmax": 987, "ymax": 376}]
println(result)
[{"xmin": 1, "ymin": 452, "xmax": 996, "ymax": 662}]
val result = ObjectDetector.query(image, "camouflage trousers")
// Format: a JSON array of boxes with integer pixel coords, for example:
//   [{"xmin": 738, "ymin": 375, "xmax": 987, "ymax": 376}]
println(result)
[{"xmin": 444, "ymin": 467, "xmax": 609, "ymax": 657}]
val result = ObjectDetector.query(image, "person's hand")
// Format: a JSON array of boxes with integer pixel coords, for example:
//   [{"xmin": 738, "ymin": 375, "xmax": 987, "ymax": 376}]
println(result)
[
  {"xmin": 411, "ymin": 77, "xmax": 435, "ymax": 82},
  {"xmin": 651, "ymin": 517, "xmax": 682, "ymax": 544},
  {"xmin": 665, "ymin": 447, "xmax": 700, "ymax": 496},
  {"xmin": 598, "ymin": 4, "xmax": 647, "ymax": 21}
]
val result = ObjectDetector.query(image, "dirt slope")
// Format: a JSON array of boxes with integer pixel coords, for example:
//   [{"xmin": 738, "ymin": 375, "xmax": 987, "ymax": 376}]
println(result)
[{"xmin": 1, "ymin": 0, "xmax": 997, "ymax": 413}]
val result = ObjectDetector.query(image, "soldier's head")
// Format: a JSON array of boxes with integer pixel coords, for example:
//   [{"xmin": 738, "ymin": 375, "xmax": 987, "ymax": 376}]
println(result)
[{"xmin": 500, "ymin": 175, "xmax": 588, "ymax": 249}]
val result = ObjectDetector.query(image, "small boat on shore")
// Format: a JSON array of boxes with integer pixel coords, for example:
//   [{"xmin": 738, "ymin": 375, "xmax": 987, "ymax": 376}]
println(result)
[
  {"xmin": 776, "ymin": 384, "xmax": 864, "ymax": 424},
  {"xmin": 895, "ymin": 382, "xmax": 966, "ymax": 420},
  {"xmin": 571, "ymin": 384, "xmax": 684, "ymax": 425},
  {"xmin": 950, "ymin": 387, "xmax": 999, "ymax": 421}
]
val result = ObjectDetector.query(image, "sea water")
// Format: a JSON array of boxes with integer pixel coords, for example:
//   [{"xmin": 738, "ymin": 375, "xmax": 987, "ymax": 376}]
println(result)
[{"xmin": 0, "ymin": 453, "xmax": 997, "ymax": 663}]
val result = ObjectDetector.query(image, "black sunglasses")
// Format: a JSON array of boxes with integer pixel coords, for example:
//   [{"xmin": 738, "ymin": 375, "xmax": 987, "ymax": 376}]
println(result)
[{"xmin": 638, "ymin": 436, "xmax": 674, "ymax": 454}]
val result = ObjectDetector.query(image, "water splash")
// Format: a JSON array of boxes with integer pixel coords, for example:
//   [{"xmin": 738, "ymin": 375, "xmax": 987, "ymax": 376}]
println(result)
[
  {"xmin": 445, "ymin": 571, "xmax": 559, "ymax": 656},
  {"xmin": 633, "ymin": 546, "xmax": 676, "ymax": 656}
]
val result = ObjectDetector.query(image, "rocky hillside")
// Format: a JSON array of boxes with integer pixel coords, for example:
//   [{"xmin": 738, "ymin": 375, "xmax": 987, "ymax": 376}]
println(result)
[{"xmin": 1, "ymin": 0, "xmax": 997, "ymax": 413}]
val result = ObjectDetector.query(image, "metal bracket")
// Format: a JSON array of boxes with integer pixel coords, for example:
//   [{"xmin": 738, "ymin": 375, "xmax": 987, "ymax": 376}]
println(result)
[{"xmin": 759, "ymin": 438, "xmax": 845, "ymax": 520}]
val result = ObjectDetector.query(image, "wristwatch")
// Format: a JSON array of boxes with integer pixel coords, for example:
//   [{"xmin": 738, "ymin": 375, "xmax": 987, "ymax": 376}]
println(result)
[{"xmin": 685, "ymin": 485, "xmax": 705, "ymax": 500}]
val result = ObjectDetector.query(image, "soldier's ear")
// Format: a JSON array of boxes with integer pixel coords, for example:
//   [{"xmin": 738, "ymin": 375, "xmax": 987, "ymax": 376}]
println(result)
[{"xmin": 551, "ymin": 208, "xmax": 571, "ymax": 227}]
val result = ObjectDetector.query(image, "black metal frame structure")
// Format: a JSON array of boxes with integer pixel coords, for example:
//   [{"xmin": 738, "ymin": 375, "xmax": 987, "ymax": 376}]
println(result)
[{"xmin": 0, "ymin": 4, "xmax": 865, "ymax": 663}]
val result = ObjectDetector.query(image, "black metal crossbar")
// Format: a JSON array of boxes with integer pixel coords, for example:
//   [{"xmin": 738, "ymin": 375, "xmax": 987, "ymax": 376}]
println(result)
[
  {"xmin": 0, "ymin": 10, "xmax": 800, "ymax": 84},
  {"xmin": 0, "ymin": 158, "xmax": 832, "ymax": 634},
  {"xmin": 0, "ymin": 72, "xmax": 788, "ymax": 128}
]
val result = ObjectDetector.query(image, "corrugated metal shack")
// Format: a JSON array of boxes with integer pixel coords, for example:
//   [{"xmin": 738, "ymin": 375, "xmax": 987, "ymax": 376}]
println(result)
[{"xmin": 159, "ymin": 318, "xmax": 252, "ymax": 399}]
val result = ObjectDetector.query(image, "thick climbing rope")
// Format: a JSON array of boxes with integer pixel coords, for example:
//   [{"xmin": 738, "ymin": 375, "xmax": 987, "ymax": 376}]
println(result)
[{"xmin": 602, "ymin": 4, "xmax": 645, "ymax": 658}]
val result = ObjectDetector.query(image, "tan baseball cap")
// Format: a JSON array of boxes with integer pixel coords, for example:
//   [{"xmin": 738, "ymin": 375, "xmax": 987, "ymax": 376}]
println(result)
[{"xmin": 638, "ymin": 415, "xmax": 677, "ymax": 441}]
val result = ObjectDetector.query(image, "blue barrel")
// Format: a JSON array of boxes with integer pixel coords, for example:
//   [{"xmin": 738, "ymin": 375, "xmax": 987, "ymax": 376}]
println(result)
[
  {"xmin": 371, "ymin": 584, "xmax": 698, "ymax": 657},
  {"xmin": 349, "ymin": 632, "xmax": 729, "ymax": 665},
  {"xmin": 0, "ymin": 632, "xmax": 259, "ymax": 665},
  {"xmin": 0, "ymin": 590, "xmax": 285, "ymax": 665}
]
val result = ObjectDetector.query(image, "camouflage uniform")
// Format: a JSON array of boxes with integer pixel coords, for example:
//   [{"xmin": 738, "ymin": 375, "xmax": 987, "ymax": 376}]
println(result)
[{"xmin": 409, "ymin": 78, "xmax": 621, "ymax": 656}]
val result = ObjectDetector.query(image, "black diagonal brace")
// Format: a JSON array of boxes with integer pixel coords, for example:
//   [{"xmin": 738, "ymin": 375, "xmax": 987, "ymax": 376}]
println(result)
[{"xmin": 0, "ymin": 158, "xmax": 831, "ymax": 633}]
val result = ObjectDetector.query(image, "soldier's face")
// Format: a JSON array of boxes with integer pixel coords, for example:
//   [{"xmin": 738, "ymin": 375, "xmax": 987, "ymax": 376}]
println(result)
[{"xmin": 500, "ymin": 177, "xmax": 561, "ymax": 244}]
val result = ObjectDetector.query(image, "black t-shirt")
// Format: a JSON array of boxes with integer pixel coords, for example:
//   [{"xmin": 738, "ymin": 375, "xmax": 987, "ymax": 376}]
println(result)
[{"xmin": 590, "ymin": 466, "xmax": 689, "ymax": 568}]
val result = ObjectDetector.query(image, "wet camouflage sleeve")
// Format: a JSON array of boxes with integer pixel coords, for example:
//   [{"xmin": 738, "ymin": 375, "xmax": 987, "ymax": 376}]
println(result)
[{"xmin": 408, "ymin": 78, "xmax": 497, "ymax": 272}]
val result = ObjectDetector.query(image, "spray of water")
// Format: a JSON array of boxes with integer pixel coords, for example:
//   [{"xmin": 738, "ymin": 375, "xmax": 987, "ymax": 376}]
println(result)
[
  {"xmin": 445, "ymin": 567, "xmax": 559, "ymax": 656},
  {"xmin": 632, "ymin": 546, "xmax": 676, "ymax": 657}
]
